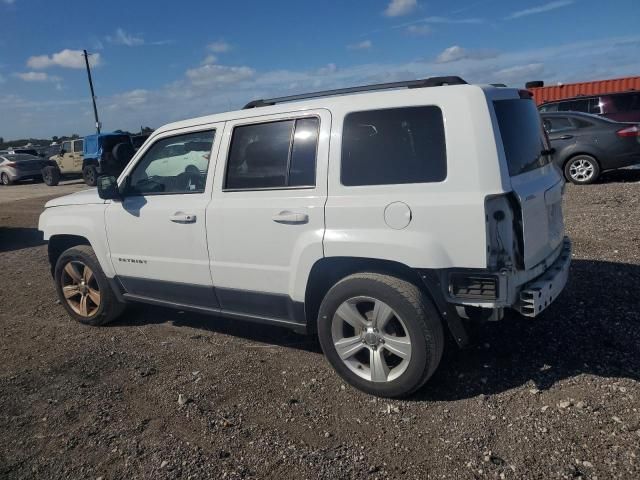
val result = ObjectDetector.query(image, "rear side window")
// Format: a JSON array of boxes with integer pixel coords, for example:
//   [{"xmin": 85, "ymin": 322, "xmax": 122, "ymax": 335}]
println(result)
[
  {"xmin": 572, "ymin": 118, "xmax": 594, "ymax": 129},
  {"xmin": 73, "ymin": 140, "xmax": 84, "ymax": 153},
  {"xmin": 494, "ymin": 99, "xmax": 550, "ymax": 176},
  {"xmin": 544, "ymin": 117, "xmax": 573, "ymax": 133},
  {"xmin": 341, "ymin": 106, "xmax": 446, "ymax": 186},
  {"xmin": 225, "ymin": 117, "xmax": 319, "ymax": 190}
]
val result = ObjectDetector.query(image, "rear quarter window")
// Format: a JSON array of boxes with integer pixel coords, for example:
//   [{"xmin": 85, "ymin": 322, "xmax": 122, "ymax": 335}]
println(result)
[
  {"xmin": 494, "ymin": 99, "xmax": 550, "ymax": 176},
  {"xmin": 341, "ymin": 106, "xmax": 446, "ymax": 186}
]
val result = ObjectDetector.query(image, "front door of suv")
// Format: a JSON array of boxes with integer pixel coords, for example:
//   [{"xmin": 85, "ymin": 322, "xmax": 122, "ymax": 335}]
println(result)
[
  {"xmin": 104, "ymin": 124, "xmax": 224, "ymax": 308},
  {"xmin": 207, "ymin": 110, "xmax": 330, "ymax": 322}
]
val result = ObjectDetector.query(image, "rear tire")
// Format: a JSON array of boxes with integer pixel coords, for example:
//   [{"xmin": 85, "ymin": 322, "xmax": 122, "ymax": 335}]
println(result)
[
  {"xmin": 83, "ymin": 165, "xmax": 98, "ymax": 186},
  {"xmin": 42, "ymin": 166, "xmax": 61, "ymax": 186},
  {"xmin": 564, "ymin": 154, "xmax": 600, "ymax": 184},
  {"xmin": 317, "ymin": 273, "xmax": 444, "ymax": 398},
  {"xmin": 54, "ymin": 245, "xmax": 125, "ymax": 326},
  {"xmin": 1, "ymin": 172, "xmax": 13, "ymax": 185}
]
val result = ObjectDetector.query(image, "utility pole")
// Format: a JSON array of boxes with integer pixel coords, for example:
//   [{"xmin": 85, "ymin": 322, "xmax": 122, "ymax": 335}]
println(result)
[{"xmin": 83, "ymin": 49, "xmax": 101, "ymax": 134}]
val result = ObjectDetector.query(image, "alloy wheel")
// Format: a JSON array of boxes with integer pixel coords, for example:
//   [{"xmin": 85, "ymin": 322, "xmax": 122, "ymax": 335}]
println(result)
[
  {"xmin": 60, "ymin": 261, "xmax": 101, "ymax": 317},
  {"xmin": 569, "ymin": 158, "xmax": 594, "ymax": 183},
  {"xmin": 331, "ymin": 296, "xmax": 412, "ymax": 383}
]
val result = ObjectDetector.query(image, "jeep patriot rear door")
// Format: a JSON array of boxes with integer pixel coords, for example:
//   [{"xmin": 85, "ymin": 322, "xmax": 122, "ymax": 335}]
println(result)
[{"xmin": 206, "ymin": 110, "xmax": 330, "ymax": 321}]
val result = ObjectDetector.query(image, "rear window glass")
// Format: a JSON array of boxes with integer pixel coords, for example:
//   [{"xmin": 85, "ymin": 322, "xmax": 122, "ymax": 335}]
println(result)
[
  {"xmin": 341, "ymin": 106, "xmax": 446, "ymax": 186},
  {"xmin": 493, "ymin": 99, "xmax": 551, "ymax": 176}
]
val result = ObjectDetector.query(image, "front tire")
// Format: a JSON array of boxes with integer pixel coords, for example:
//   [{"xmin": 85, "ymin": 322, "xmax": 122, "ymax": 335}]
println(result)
[
  {"xmin": 82, "ymin": 165, "xmax": 98, "ymax": 186},
  {"xmin": 42, "ymin": 166, "xmax": 61, "ymax": 186},
  {"xmin": 564, "ymin": 155, "xmax": 600, "ymax": 184},
  {"xmin": 317, "ymin": 273, "xmax": 444, "ymax": 398},
  {"xmin": 54, "ymin": 245, "xmax": 125, "ymax": 326}
]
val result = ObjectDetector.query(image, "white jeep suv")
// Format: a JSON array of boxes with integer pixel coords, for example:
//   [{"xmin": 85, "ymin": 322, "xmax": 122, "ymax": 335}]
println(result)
[{"xmin": 39, "ymin": 77, "xmax": 571, "ymax": 397}]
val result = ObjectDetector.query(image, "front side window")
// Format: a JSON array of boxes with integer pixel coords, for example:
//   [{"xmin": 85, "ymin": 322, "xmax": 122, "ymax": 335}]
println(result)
[
  {"xmin": 341, "ymin": 106, "xmax": 446, "ymax": 186},
  {"xmin": 73, "ymin": 140, "xmax": 84, "ymax": 153},
  {"xmin": 126, "ymin": 130, "xmax": 215, "ymax": 195},
  {"xmin": 225, "ymin": 117, "xmax": 319, "ymax": 190}
]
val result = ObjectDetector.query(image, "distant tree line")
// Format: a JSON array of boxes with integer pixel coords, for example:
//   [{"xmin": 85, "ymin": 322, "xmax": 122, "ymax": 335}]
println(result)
[{"xmin": 0, "ymin": 127, "xmax": 154, "ymax": 150}]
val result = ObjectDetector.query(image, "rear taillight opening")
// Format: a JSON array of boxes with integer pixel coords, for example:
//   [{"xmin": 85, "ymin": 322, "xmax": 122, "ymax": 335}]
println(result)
[
  {"xmin": 616, "ymin": 125, "xmax": 640, "ymax": 137},
  {"xmin": 4, "ymin": 162, "xmax": 16, "ymax": 167}
]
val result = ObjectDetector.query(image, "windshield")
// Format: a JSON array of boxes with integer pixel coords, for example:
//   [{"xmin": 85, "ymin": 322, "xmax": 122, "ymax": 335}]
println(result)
[{"xmin": 493, "ymin": 98, "xmax": 551, "ymax": 176}]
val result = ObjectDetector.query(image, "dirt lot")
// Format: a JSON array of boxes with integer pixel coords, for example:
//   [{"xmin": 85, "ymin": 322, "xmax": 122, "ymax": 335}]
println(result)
[
  {"xmin": 1, "ymin": 171, "xmax": 639, "ymax": 480},
  {"xmin": 0, "ymin": 179, "xmax": 87, "ymax": 205}
]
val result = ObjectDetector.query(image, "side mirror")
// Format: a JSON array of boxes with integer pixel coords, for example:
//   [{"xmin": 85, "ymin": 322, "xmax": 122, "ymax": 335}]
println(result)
[
  {"xmin": 59, "ymin": 149, "xmax": 66, "ymax": 156},
  {"xmin": 97, "ymin": 175, "xmax": 121, "ymax": 200}
]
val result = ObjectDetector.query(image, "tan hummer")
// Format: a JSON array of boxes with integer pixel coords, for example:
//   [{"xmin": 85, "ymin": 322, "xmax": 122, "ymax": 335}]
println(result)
[{"xmin": 43, "ymin": 139, "xmax": 84, "ymax": 186}]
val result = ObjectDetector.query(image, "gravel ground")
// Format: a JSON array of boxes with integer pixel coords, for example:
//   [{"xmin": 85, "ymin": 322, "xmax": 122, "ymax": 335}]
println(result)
[
  {"xmin": 0, "ymin": 179, "xmax": 86, "ymax": 205},
  {"xmin": 1, "ymin": 170, "xmax": 639, "ymax": 479}
]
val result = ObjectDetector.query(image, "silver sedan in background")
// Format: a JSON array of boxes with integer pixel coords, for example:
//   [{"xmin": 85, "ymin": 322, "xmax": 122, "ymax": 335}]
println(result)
[{"xmin": 0, "ymin": 154, "xmax": 50, "ymax": 185}]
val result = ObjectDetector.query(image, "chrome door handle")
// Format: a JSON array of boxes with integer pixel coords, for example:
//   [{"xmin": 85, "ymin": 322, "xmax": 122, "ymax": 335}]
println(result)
[
  {"xmin": 559, "ymin": 135, "xmax": 573, "ymax": 140},
  {"xmin": 272, "ymin": 210, "xmax": 309, "ymax": 224},
  {"xmin": 170, "ymin": 212, "xmax": 196, "ymax": 223}
]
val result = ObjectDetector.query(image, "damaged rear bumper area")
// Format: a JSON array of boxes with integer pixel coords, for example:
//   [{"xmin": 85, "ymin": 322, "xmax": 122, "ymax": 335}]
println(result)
[{"xmin": 517, "ymin": 238, "xmax": 571, "ymax": 317}]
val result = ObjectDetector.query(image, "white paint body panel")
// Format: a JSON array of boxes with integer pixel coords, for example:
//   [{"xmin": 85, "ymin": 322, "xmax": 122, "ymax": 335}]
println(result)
[
  {"xmin": 207, "ymin": 110, "xmax": 330, "ymax": 302},
  {"xmin": 104, "ymin": 122, "xmax": 225, "ymax": 286}
]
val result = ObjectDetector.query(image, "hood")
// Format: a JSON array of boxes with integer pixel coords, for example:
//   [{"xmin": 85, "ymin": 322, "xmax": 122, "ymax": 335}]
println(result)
[{"xmin": 44, "ymin": 188, "xmax": 105, "ymax": 208}]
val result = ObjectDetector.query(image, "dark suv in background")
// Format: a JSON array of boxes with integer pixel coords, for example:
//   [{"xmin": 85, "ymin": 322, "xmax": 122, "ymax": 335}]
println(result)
[{"xmin": 539, "ymin": 91, "xmax": 640, "ymax": 123}]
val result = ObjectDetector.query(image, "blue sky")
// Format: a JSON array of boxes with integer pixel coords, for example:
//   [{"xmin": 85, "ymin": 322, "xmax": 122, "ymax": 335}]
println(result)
[{"xmin": 0, "ymin": 0, "xmax": 638, "ymax": 139}]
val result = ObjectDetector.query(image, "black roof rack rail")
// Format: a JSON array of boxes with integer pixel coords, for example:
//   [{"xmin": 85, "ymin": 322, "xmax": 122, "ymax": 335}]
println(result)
[{"xmin": 243, "ymin": 76, "xmax": 467, "ymax": 109}]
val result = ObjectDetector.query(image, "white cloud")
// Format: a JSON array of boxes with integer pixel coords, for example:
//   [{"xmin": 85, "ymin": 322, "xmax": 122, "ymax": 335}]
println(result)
[
  {"xmin": 347, "ymin": 40, "xmax": 372, "ymax": 50},
  {"xmin": 27, "ymin": 49, "xmax": 101, "ymax": 69},
  {"xmin": 435, "ymin": 45, "xmax": 497, "ymax": 63},
  {"xmin": 494, "ymin": 63, "xmax": 545, "ymax": 83},
  {"xmin": 436, "ymin": 45, "xmax": 466, "ymax": 63},
  {"xmin": 506, "ymin": 0, "xmax": 574, "ymax": 20},
  {"xmin": 406, "ymin": 24, "xmax": 432, "ymax": 36},
  {"xmin": 106, "ymin": 28, "xmax": 144, "ymax": 46},
  {"xmin": 316, "ymin": 63, "xmax": 338, "ymax": 75},
  {"xmin": 208, "ymin": 41, "xmax": 231, "ymax": 53},
  {"xmin": 384, "ymin": 0, "xmax": 418, "ymax": 17},
  {"xmin": 201, "ymin": 54, "xmax": 217, "ymax": 66},
  {"xmin": 185, "ymin": 64, "xmax": 254, "ymax": 87},
  {"xmin": 16, "ymin": 71, "xmax": 49, "ymax": 81}
]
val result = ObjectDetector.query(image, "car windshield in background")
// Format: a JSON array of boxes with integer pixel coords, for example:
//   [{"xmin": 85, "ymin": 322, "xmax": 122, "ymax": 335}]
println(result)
[{"xmin": 493, "ymin": 99, "xmax": 550, "ymax": 176}]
